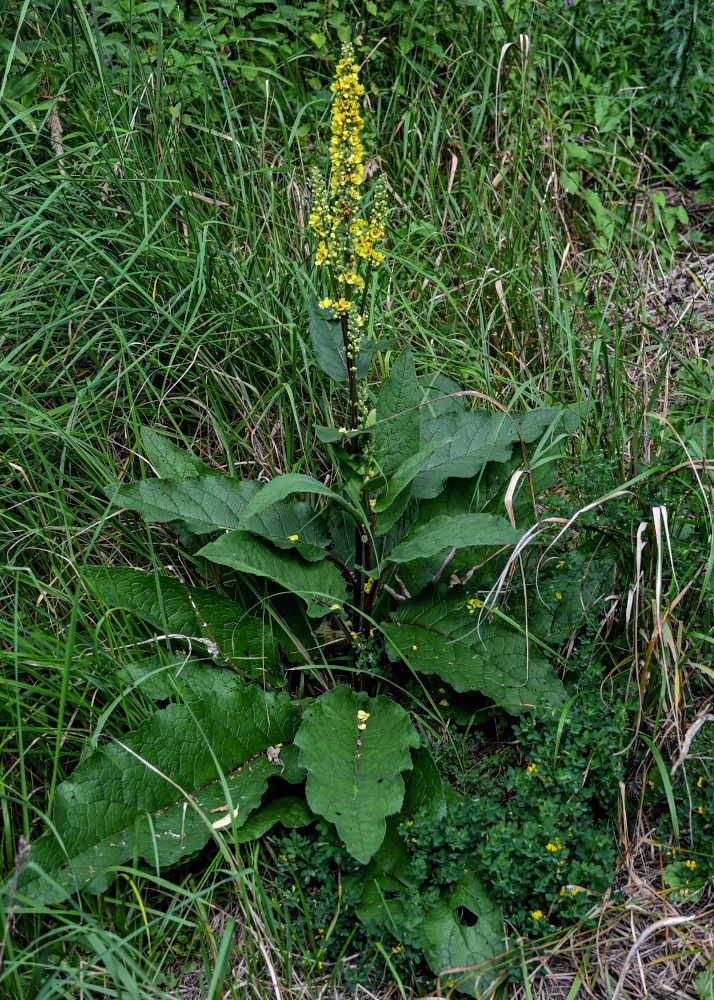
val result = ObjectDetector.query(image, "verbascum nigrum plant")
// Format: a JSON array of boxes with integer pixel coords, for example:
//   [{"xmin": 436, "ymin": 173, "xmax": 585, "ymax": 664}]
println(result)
[{"xmin": 16, "ymin": 39, "xmax": 593, "ymax": 997}]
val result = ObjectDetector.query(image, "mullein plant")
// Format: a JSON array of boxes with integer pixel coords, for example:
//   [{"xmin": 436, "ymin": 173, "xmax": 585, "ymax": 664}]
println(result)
[
  {"xmin": 36, "ymin": 40, "xmax": 584, "ymax": 990},
  {"xmin": 309, "ymin": 41, "xmax": 389, "ymax": 631}
]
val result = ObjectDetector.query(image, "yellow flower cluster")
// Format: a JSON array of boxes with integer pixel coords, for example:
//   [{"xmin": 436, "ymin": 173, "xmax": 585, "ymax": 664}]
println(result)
[
  {"xmin": 330, "ymin": 48, "xmax": 365, "ymax": 199},
  {"xmin": 354, "ymin": 176, "xmax": 388, "ymax": 267},
  {"xmin": 357, "ymin": 708, "xmax": 370, "ymax": 731},
  {"xmin": 309, "ymin": 41, "xmax": 389, "ymax": 323}
]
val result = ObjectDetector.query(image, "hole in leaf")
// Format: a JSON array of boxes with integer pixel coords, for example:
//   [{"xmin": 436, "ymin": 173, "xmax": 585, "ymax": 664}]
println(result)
[{"xmin": 456, "ymin": 907, "xmax": 479, "ymax": 928}]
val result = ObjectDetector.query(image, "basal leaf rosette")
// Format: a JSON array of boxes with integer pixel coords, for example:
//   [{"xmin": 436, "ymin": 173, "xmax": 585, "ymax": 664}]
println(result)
[{"xmin": 294, "ymin": 685, "xmax": 419, "ymax": 863}]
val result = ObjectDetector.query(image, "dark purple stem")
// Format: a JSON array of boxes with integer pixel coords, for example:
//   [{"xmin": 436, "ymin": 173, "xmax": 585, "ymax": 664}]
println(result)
[{"xmin": 431, "ymin": 547, "xmax": 457, "ymax": 584}]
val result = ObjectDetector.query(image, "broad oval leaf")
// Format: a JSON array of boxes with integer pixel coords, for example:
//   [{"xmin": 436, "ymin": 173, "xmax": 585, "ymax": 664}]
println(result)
[
  {"xmin": 17, "ymin": 683, "xmax": 299, "ymax": 904},
  {"xmin": 414, "ymin": 410, "xmax": 515, "ymax": 499},
  {"xmin": 237, "ymin": 472, "xmax": 361, "ymax": 528},
  {"xmin": 382, "ymin": 617, "xmax": 566, "ymax": 713},
  {"xmin": 308, "ymin": 295, "xmax": 391, "ymax": 383},
  {"xmin": 294, "ymin": 686, "xmax": 419, "ymax": 863},
  {"xmin": 234, "ymin": 796, "xmax": 314, "ymax": 844},
  {"xmin": 85, "ymin": 566, "xmax": 281, "ymax": 681},
  {"xmin": 373, "ymin": 440, "xmax": 441, "ymax": 518},
  {"xmin": 197, "ymin": 530, "xmax": 347, "ymax": 617},
  {"xmin": 421, "ymin": 864, "xmax": 504, "ymax": 997},
  {"xmin": 107, "ymin": 476, "xmax": 260, "ymax": 533},
  {"xmin": 374, "ymin": 347, "xmax": 421, "ymax": 477},
  {"xmin": 386, "ymin": 513, "xmax": 522, "ymax": 564},
  {"xmin": 140, "ymin": 427, "xmax": 211, "ymax": 479}
]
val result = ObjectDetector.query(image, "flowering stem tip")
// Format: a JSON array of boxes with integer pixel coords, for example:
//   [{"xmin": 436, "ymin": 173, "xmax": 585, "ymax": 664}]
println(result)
[{"xmin": 309, "ymin": 41, "xmax": 389, "ymax": 432}]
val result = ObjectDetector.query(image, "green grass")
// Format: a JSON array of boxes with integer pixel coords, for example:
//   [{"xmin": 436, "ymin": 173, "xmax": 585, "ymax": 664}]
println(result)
[{"xmin": 2, "ymin": 1, "xmax": 714, "ymax": 997}]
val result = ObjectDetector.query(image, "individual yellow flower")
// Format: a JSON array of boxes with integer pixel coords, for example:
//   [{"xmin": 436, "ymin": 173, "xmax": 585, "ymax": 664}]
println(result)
[
  {"xmin": 439, "ymin": 699, "xmax": 449, "ymax": 707},
  {"xmin": 318, "ymin": 297, "xmax": 333, "ymax": 309},
  {"xmin": 531, "ymin": 910, "xmax": 543, "ymax": 921},
  {"xmin": 697, "ymin": 776, "xmax": 704, "ymax": 788},
  {"xmin": 363, "ymin": 576, "xmax": 374, "ymax": 594},
  {"xmin": 288, "ymin": 534, "xmax": 299, "ymax": 541}
]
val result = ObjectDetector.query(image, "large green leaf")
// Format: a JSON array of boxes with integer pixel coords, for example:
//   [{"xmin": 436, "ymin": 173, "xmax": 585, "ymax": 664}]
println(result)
[
  {"xmin": 414, "ymin": 410, "xmax": 515, "ymax": 499},
  {"xmin": 85, "ymin": 567, "xmax": 280, "ymax": 680},
  {"xmin": 421, "ymin": 863, "xmax": 504, "ymax": 996},
  {"xmin": 386, "ymin": 513, "xmax": 522, "ymax": 564},
  {"xmin": 345, "ymin": 745, "xmax": 446, "ymax": 909},
  {"xmin": 17, "ymin": 683, "xmax": 299, "ymax": 904},
  {"xmin": 309, "ymin": 295, "xmax": 350, "ymax": 382},
  {"xmin": 383, "ymin": 594, "xmax": 566, "ymax": 712},
  {"xmin": 241, "ymin": 497, "xmax": 332, "ymax": 563},
  {"xmin": 375, "ymin": 347, "xmax": 421, "ymax": 477},
  {"xmin": 140, "ymin": 427, "xmax": 211, "ymax": 479},
  {"xmin": 109, "ymin": 469, "xmax": 338, "ymax": 559},
  {"xmin": 294, "ymin": 686, "xmax": 419, "ymax": 863},
  {"xmin": 403, "ymin": 746, "xmax": 446, "ymax": 820},
  {"xmin": 107, "ymin": 476, "xmax": 260, "ymax": 533},
  {"xmin": 418, "ymin": 372, "xmax": 466, "ymax": 416},
  {"xmin": 237, "ymin": 472, "xmax": 361, "ymax": 529},
  {"xmin": 511, "ymin": 405, "xmax": 578, "ymax": 443},
  {"xmin": 372, "ymin": 441, "xmax": 441, "ymax": 537},
  {"xmin": 373, "ymin": 442, "xmax": 441, "ymax": 515},
  {"xmin": 197, "ymin": 531, "xmax": 347, "ymax": 617}
]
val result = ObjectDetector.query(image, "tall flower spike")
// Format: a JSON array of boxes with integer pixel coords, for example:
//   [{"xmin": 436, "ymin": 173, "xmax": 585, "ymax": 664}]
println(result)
[{"xmin": 308, "ymin": 42, "xmax": 391, "ymax": 431}]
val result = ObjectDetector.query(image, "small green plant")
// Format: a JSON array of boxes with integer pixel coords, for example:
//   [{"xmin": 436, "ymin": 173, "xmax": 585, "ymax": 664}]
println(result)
[{"xmin": 13, "ymin": 39, "xmax": 584, "ymax": 994}]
